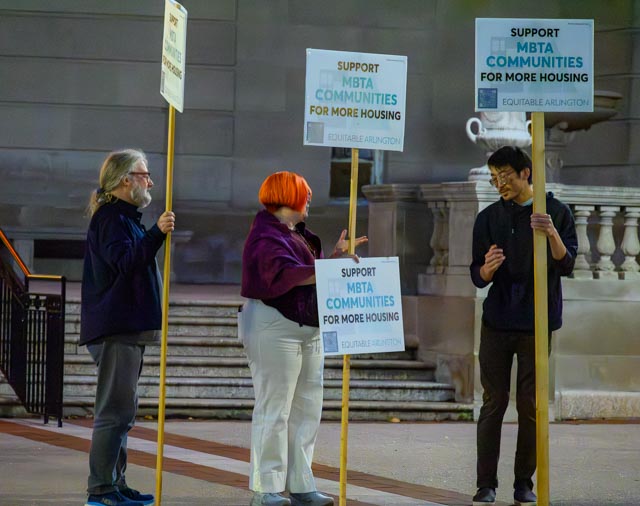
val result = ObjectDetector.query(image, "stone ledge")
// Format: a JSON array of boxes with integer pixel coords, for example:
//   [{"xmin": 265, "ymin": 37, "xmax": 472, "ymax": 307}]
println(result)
[{"xmin": 556, "ymin": 389, "xmax": 640, "ymax": 420}]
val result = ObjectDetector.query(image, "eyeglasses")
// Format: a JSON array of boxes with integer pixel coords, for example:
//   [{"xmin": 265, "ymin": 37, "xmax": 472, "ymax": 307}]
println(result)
[
  {"xmin": 489, "ymin": 169, "xmax": 516, "ymax": 188},
  {"xmin": 129, "ymin": 171, "xmax": 152, "ymax": 181}
]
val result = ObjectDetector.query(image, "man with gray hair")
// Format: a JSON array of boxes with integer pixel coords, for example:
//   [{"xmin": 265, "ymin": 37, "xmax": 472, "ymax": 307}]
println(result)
[{"xmin": 80, "ymin": 149, "xmax": 175, "ymax": 506}]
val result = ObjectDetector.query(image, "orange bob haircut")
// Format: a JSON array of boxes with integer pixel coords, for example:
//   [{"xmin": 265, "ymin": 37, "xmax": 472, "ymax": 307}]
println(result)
[{"xmin": 259, "ymin": 171, "xmax": 312, "ymax": 213}]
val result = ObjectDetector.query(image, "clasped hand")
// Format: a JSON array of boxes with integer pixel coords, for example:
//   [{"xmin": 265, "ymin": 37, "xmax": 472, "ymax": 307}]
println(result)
[
  {"xmin": 157, "ymin": 211, "xmax": 176, "ymax": 234},
  {"xmin": 530, "ymin": 212, "xmax": 556, "ymax": 237}
]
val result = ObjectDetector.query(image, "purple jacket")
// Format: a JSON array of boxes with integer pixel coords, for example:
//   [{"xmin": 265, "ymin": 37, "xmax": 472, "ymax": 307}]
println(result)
[{"xmin": 241, "ymin": 209, "xmax": 324, "ymax": 326}]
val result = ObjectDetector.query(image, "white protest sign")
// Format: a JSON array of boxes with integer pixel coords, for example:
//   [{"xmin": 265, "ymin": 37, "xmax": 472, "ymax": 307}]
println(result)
[
  {"xmin": 475, "ymin": 18, "xmax": 593, "ymax": 112},
  {"xmin": 160, "ymin": 0, "xmax": 187, "ymax": 112},
  {"xmin": 315, "ymin": 257, "xmax": 405, "ymax": 356},
  {"xmin": 304, "ymin": 49, "xmax": 407, "ymax": 152}
]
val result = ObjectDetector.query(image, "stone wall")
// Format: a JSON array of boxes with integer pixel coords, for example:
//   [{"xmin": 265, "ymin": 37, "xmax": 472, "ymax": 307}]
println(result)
[{"xmin": 0, "ymin": 1, "xmax": 638, "ymax": 282}]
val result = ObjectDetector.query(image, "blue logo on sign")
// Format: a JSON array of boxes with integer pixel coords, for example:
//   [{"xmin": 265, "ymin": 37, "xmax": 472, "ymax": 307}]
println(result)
[
  {"xmin": 478, "ymin": 88, "xmax": 498, "ymax": 109},
  {"xmin": 322, "ymin": 331, "xmax": 338, "ymax": 353}
]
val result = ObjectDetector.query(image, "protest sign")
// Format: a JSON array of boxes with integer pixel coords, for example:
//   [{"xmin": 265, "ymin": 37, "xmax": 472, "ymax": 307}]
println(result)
[
  {"xmin": 315, "ymin": 257, "xmax": 404, "ymax": 356},
  {"xmin": 160, "ymin": 0, "xmax": 187, "ymax": 112},
  {"xmin": 304, "ymin": 48, "xmax": 407, "ymax": 151},
  {"xmin": 475, "ymin": 18, "xmax": 593, "ymax": 112}
]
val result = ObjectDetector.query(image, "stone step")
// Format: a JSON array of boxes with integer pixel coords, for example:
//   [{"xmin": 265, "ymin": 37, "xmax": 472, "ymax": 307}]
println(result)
[
  {"xmin": 0, "ymin": 396, "xmax": 29, "ymax": 417},
  {"xmin": 63, "ymin": 375, "xmax": 454, "ymax": 403},
  {"xmin": 68, "ymin": 342, "xmax": 418, "ymax": 361},
  {"xmin": 333, "ymin": 350, "xmax": 416, "ymax": 360},
  {"xmin": 64, "ymin": 337, "xmax": 417, "ymax": 360},
  {"xmin": 65, "ymin": 314, "xmax": 238, "ymax": 326},
  {"xmin": 64, "ymin": 317, "xmax": 238, "ymax": 338},
  {"xmin": 146, "ymin": 341, "xmax": 246, "ymax": 357},
  {"xmin": 0, "ymin": 374, "xmax": 30, "ymax": 417},
  {"xmin": 326, "ymin": 358, "xmax": 432, "ymax": 370},
  {"xmin": 63, "ymin": 355, "xmax": 435, "ymax": 381},
  {"xmin": 65, "ymin": 337, "xmax": 248, "ymax": 358},
  {"xmin": 65, "ymin": 356, "xmax": 434, "ymax": 381},
  {"xmin": 61, "ymin": 396, "xmax": 472, "ymax": 421},
  {"xmin": 65, "ymin": 300, "xmax": 242, "ymax": 319},
  {"xmin": 56, "ymin": 294, "xmax": 457, "ymax": 421},
  {"xmin": 64, "ymin": 355, "xmax": 252, "ymax": 378}
]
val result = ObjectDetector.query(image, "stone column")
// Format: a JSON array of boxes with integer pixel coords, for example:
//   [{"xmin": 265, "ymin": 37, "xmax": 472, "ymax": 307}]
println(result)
[
  {"xmin": 427, "ymin": 202, "xmax": 449, "ymax": 274},
  {"xmin": 361, "ymin": 184, "xmax": 426, "ymax": 295}
]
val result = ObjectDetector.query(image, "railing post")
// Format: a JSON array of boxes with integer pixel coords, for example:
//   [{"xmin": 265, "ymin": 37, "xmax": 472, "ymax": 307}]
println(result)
[
  {"xmin": 620, "ymin": 207, "xmax": 640, "ymax": 279},
  {"xmin": 439, "ymin": 204, "xmax": 450, "ymax": 271},
  {"xmin": 572, "ymin": 205, "xmax": 595, "ymax": 279},
  {"xmin": 428, "ymin": 202, "xmax": 449, "ymax": 273},
  {"xmin": 0, "ymin": 278, "xmax": 10, "ymax": 372},
  {"xmin": 42, "ymin": 292, "xmax": 65, "ymax": 426},
  {"xmin": 10, "ymin": 293, "xmax": 27, "ymax": 403},
  {"xmin": 596, "ymin": 206, "xmax": 620, "ymax": 279}
]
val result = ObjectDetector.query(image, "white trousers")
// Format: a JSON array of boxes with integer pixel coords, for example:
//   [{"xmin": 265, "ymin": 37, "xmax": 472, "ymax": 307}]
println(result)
[{"xmin": 240, "ymin": 298, "xmax": 324, "ymax": 493}]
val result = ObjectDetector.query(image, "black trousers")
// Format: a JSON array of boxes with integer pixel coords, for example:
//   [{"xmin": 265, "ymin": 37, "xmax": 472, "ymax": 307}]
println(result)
[{"xmin": 476, "ymin": 323, "xmax": 546, "ymax": 490}]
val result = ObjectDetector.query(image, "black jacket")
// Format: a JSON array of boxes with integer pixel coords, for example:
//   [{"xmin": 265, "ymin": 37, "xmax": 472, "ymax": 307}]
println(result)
[
  {"xmin": 80, "ymin": 200, "xmax": 166, "ymax": 345},
  {"xmin": 470, "ymin": 192, "xmax": 577, "ymax": 332}
]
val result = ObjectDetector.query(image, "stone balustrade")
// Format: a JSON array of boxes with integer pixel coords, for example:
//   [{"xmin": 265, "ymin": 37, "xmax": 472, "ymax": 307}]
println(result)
[
  {"xmin": 415, "ymin": 183, "xmax": 640, "ymax": 285},
  {"xmin": 364, "ymin": 181, "xmax": 640, "ymax": 420}
]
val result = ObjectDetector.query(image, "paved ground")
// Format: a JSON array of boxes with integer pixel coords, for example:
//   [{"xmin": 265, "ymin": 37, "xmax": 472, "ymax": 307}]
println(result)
[
  {"xmin": 0, "ymin": 416, "xmax": 638, "ymax": 506},
  {"xmin": 4, "ymin": 284, "xmax": 636, "ymax": 504}
]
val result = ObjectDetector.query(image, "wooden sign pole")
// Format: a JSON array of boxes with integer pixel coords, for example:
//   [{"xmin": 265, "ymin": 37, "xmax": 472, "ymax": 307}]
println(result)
[
  {"xmin": 531, "ymin": 111, "xmax": 550, "ymax": 506},
  {"xmin": 154, "ymin": 104, "xmax": 176, "ymax": 506},
  {"xmin": 339, "ymin": 147, "xmax": 359, "ymax": 506}
]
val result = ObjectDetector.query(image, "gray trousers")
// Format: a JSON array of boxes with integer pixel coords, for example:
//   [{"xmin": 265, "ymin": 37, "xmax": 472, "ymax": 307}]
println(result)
[{"xmin": 87, "ymin": 339, "xmax": 145, "ymax": 495}]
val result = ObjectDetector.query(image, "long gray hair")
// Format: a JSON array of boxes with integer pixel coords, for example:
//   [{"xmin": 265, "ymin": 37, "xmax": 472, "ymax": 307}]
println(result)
[{"xmin": 87, "ymin": 149, "xmax": 147, "ymax": 216}]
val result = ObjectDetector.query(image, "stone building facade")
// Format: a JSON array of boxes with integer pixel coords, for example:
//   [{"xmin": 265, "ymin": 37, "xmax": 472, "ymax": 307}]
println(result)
[{"xmin": 1, "ymin": 0, "xmax": 639, "ymax": 418}]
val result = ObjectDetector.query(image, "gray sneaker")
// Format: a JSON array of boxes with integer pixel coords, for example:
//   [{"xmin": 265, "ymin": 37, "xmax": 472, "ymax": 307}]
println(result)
[
  {"xmin": 289, "ymin": 491, "xmax": 334, "ymax": 506},
  {"xmin": 250, "ymin": 492, "xmax": 291, "ymax": 506}
]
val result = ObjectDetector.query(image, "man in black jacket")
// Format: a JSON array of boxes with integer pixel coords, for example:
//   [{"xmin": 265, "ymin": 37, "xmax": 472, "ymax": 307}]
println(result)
[
  {"xmin": 81, "ymin": 149, "xmax": 175, "ymax": 506},
  {"xmin": 469, "ymin": 146, "xmax": 577, "ymax": 506}
]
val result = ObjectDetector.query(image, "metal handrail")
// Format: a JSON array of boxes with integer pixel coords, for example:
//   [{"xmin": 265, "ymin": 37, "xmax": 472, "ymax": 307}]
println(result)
[{"xmin": 0, "ymin": 228, "xmax": 65, "ymax": 426}]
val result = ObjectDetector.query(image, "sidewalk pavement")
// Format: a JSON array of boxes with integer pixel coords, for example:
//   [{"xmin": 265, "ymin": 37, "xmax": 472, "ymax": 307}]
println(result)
[{"xmin": 0, "ymin": 417, "xmax": 638, "ymax": 506}]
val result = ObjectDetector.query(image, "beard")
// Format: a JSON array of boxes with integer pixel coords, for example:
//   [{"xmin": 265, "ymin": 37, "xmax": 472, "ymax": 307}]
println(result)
[{"xmin": 130, "ymin": 184, "xmax": 152, "ymax": 208}]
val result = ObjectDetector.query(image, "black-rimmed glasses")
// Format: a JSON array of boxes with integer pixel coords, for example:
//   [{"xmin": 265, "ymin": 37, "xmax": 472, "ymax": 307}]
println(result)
[
  {"xmin": 129, "ymin": 171, "xmax": 152, "ymax": 181},
  {"xmin": 489, "ymin": 169, "xmax": 516, "ymax": 188}
]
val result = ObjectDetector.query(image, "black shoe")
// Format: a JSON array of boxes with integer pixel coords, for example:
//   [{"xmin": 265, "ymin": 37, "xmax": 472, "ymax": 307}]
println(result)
[
  {"xmin": 289, "ymin": 491, "xmax": 334, "ymax": 506},
  {"xmin": 120, "ymin": 487, "xmax": 154, "ymax": 505},
  {"xmin": 472, "ymin": 487, "xmax": 496, "ymax": 505},
  {"xmin": 514, "ymin": 485, "xmax": 537, "ymax": 506},
  {"xmin": 85, "ymin": 491, "xmax": 144, "ymax": 506}
]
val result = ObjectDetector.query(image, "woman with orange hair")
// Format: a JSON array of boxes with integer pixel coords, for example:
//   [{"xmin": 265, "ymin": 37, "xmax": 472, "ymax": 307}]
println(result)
[{"xmin": 240, "ymin": 171, "xmax": 367, "ymax": 506}]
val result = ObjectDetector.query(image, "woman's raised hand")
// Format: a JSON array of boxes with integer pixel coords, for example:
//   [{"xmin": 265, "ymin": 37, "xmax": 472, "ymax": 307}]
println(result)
[{"xmin": 330, "ymin": 229, "xmax": 368, "ymax": 262}]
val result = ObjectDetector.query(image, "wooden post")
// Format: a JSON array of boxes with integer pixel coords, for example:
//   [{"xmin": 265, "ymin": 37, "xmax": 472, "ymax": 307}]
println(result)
[
  {"xmin": 154, "ymin": 104, "xmax": 176, "ymax": 506},
  {"xmin": 339, "ymin": 147, "xmax": 359, "ymax": 506},
  {"xmin": 531, "ymin": 111, "xmax": 550, "ymax": 506}
]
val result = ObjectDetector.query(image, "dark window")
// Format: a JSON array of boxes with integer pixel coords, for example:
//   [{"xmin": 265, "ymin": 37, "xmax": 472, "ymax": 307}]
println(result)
[{"xmin": 329, "ymin": 148, "xmax": 373, "ymax": 198}]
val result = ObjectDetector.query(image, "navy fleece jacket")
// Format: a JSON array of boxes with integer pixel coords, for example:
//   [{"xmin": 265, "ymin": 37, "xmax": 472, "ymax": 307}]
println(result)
[
  {"xmin": 470, "ymin": 192, "xmax": 577, "ymax": 332},
  {"xmin": 80, "ymin": 199, "xmax": 166, "ymax": 345}
]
